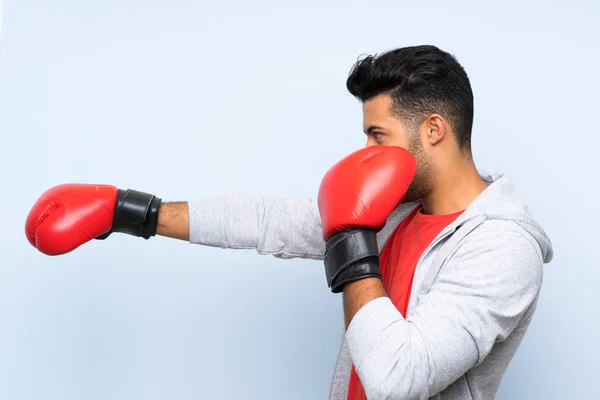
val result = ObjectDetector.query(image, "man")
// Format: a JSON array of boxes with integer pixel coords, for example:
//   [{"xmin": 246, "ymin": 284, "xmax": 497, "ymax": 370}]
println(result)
[{"xmin": 25, "ymin": 45, "xmax": 553, "ymax": 399}]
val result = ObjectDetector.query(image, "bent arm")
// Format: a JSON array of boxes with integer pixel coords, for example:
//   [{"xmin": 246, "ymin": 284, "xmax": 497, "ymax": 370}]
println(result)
[
  {"xmin": 156, "ymin": 195, "xmax": 326, "ymax": 260},
  {"xmin": 345, "ymin": 222, "xmax": 544, "ymax": 399}
]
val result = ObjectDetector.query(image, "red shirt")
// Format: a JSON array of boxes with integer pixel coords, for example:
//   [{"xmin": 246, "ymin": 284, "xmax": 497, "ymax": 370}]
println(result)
[{"xmin": 347, "ymin": 205, "xmax": 464, "ymax": 400}]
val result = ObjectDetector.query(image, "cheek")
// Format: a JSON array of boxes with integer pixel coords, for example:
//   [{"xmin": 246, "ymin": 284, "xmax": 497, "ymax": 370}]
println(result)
[{"xmin": 386, "ymin": 135, "xmax": 410, "ymax": 150}]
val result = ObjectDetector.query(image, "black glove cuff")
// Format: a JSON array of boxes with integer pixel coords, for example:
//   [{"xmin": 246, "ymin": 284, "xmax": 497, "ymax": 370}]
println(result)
[
  {"xmin": 97, "ymin": 189, "xmax": 162, "ymax": 240},
  {"xmin": 324, "ymin": 228, "xmax": 382, "ymax": 293}
]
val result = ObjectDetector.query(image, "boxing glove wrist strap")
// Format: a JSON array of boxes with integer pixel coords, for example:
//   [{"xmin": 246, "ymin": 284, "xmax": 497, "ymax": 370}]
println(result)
[
  {"xmin": 324, "ymin": 228, "xmax": 382, "ymax": 293},
  {"xmin": 96, "ymin": 189, "xmax": 162, "ymax": 240}
]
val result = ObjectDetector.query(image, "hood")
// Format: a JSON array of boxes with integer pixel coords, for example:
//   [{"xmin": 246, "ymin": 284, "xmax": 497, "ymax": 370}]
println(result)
[{"xmin": 456, "ymin": 172, "xmax": 554, "ymax": 264}]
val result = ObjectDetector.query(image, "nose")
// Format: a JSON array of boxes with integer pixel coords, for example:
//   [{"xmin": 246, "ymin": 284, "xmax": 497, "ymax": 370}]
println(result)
[{"xmin": 365, "ymin": 138, "xmax": 378, "ymax": 147}]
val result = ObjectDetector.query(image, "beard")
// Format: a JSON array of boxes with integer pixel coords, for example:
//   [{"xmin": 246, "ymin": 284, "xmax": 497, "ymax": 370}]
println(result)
[{"xmin": 402, "ymin": 135, "xmax": 433, "ymax": 204}]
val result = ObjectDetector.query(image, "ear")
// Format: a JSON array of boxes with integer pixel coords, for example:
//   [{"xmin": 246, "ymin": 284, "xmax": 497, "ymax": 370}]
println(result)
[{"xmin": 424, "ymin": 114, "xmax": 447, "ymax": 146}]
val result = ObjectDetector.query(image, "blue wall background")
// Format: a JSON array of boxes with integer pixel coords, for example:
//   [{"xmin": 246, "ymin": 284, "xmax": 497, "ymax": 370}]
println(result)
[{"xmin": 0, "ymin": 1, "xmax": 597, "ymax": 398}]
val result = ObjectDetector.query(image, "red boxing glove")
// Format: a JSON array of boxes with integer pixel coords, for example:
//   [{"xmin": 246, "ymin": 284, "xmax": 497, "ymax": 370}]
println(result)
[
  {"xmin": 318, "ymin": 146, "xmax": 416, "ymax": 292},
  {"xmin": 26, "ymin": 184, "xmax": 162, "ymax": 256}
]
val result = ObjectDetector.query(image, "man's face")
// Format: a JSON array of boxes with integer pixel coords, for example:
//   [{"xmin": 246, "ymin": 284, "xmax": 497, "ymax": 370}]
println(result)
[{"xmin": 362, "ymin": 94, "xmax": 433, "ymax": 203}]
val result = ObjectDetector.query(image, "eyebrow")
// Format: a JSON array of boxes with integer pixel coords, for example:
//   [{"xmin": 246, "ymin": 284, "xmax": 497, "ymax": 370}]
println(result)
[{"xmin": 364, "ymin": 125, "xmax": 384, "ymax": 135}]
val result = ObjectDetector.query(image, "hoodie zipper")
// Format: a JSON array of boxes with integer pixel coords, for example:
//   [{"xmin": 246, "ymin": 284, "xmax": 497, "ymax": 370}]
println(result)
[
  {"xmin": 415, "ymin": 225, "xmax": 458, "ymax": 270},
  {"xmin": 407, "ymin": 225, "xmax": 459, "ymax": 312}
]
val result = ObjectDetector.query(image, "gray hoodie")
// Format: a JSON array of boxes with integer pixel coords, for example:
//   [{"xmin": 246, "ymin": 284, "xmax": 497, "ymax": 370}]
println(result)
[{"xmin": 188, "ymin": 172, "xmax": 553, "ymax": 400}]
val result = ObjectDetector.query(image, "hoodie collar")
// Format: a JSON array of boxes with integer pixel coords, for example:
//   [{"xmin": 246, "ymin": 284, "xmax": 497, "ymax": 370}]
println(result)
[{"xmin": 450, "ymin": 172, "xmax": 553, "ymax": 263}]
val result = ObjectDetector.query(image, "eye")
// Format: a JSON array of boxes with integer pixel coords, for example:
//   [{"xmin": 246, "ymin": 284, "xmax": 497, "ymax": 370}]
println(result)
[{"xmin": 373, "ymin": 132, "xmax": 385, "ymax": 143}]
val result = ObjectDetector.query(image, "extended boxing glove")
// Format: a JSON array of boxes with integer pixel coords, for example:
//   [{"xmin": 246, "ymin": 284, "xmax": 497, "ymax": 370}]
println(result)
[
  {"xmin": 25, "ymin": 184, "xmax": 161, "ymax": 256},
  {"xmin": 317, "ymin": 146, "xmax": 416, "ymax": 293}
]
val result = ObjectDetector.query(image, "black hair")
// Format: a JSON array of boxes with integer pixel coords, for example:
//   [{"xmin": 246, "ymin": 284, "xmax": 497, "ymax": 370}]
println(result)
[{"xmin": 346, "ymin": 45, "xmax": 474, "ymax": 151}]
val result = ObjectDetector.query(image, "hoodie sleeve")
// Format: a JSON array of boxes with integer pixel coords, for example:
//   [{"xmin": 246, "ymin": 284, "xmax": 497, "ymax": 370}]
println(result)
[
  {"xmin": 187, "ymin": 195, "xmax": 326, "ymax": 260},
  {"xmin": 344, "ymin": 220, "xmax": 545, "ymax": 400}
]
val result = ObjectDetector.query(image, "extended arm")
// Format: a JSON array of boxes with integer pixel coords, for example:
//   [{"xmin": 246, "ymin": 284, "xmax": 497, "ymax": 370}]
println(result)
[
  {"xmin": 136, "ymin": 194, "xmax": 327, "ymax": 260},
  {"xmin": 157, "ymin": 202, "xmax": 190, "ymax": 241},
  {"xmin": 26, "ymin": 184, "xmax": 326, "ymax": 260},
  {"xmin": 185, "ymin": 194, "xmax": 325, "ymax": 259}
]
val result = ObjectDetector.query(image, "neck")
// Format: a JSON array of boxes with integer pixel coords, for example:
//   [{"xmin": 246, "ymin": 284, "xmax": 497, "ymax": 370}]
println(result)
[{"xmin": 421, "ymin": 154, "xmax": 488, "ymax": 215}]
